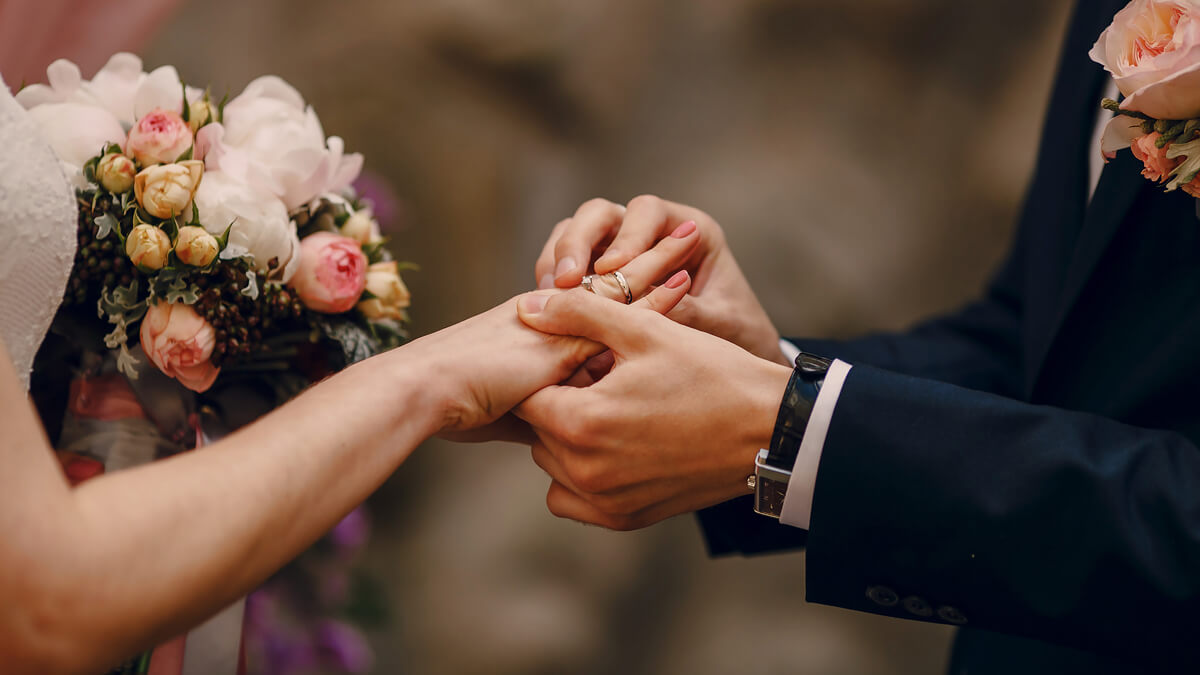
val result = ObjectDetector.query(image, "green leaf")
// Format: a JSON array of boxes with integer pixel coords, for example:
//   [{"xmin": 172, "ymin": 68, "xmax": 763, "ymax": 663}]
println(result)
[
  {"xmin": 180, "ymin": 81, "xmax": 190, "ymax": 122},
  {"xmin": 95, "ymin": 213, "xmax": 120, "ymax": 240},
  {"xmin": 174, "ymin": 146, "xmax": 194, "ymax": 163},
  {"xmin": 240, "ymin": 271, "xmax": 260, "ymax": 300},
  {"xmin": 1166, "ymin": 138, "xmax": 1200, "ymax": 192},
  {"xmin": 163, "ymin": 277, "xmax": 200, "ymax": 305},
  {"xmin": 217, "ymin": 92, "xmax": 230, "ymax": 121}
]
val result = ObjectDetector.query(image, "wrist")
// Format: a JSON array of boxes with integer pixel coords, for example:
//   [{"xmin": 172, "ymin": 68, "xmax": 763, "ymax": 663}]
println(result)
[
  {"xmin": 375, "ymin": 346, "xmax": 451, "ymax": 447},
  {"xmin": 725, "ymin": 359, "xmax": 792, "ymax": 498}
]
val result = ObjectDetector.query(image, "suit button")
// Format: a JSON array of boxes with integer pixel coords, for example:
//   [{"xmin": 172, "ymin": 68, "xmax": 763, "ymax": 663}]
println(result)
[
  {"xmin": 865, "ymin": 585, "xmax": 899, "ymax": 607},
  {"xmin": 936, "ymin": 605, "xmax": 968, "ymax": 625},
  {"xmin": 902, "ymin": 596, "xmax": 933, "ymax": 618}
]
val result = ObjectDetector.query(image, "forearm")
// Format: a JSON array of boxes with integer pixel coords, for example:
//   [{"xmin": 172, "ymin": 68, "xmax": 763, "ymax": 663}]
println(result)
[{"xmin": 5, "ymin": 348, "xmax": 441, "ymax": 673}]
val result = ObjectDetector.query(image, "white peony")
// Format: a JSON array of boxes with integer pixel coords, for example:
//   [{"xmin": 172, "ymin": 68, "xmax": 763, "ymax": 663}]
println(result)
[
  {"xmin": 16, "ymin": 53, "xmax": 200, "ymax": 170},
  {"xmin": 193, "ymin": 170, "xmax": 302, "ymax": 282},
  {"xmin": 196, "ymin": 76, "xmax": 362, "ymax": 211}
]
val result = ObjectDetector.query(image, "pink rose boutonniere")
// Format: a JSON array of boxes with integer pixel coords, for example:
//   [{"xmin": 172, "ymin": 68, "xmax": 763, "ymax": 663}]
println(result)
[{"xmin": 1092, "ymin": 0, "xmax": 1200, "ymax": 198}]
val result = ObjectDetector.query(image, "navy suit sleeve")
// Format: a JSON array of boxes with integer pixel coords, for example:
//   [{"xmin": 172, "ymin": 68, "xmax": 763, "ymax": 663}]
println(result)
[
  {"xmin": 697, "ymin": 235, "xmax": 1027, "ymax": 556},
  {"xmin": 803, "ymin": 364, "xmax": 1200, "ymax": 665}
]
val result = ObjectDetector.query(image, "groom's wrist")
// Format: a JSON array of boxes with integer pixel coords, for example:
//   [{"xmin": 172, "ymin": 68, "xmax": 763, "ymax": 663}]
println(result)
[{"xmin": 752, "ymin": 352, "xmax": 832, "ymax": 518}]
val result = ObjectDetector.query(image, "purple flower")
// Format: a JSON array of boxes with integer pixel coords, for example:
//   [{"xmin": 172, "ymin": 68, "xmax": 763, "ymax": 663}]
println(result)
[
  {"xmin": 317, "ymin": 620, "xmax": 374, "ymax": 673},
  {"xmin": 330, "ymin": 507, "xmax": 370, "ymax": 554},
  {"xmin": 352, "ymin": 171, "xmax": 402, "ymax": 234}
]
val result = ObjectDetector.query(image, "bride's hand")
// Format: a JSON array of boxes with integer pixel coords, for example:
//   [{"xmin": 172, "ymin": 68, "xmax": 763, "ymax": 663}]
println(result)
[
  {"xmin": 534, "ymin": 196, "xmax": 789, "ymax": 366},
  {"xmin": 413, "ymin": 224, "xmax": 700, "ymax": 437}
]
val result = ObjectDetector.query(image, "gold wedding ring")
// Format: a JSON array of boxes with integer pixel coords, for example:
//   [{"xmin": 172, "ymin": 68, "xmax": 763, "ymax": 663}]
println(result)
[
  {"xmin": 610, "ymin": 270, "xmax": 633, "ymax": 304},
  {"xmin": 578, "ymin": 271, "xmax": 632, "ymax": 304}
]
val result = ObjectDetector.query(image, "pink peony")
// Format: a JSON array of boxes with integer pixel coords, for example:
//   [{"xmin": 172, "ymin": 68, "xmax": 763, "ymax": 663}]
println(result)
[
  {"xmin": 126, "ymin": 108, "xmax": 194, "ymax": 166},
  {"xmin": 1090, "ymin": 0, "xmax": 1200, "ymax": 120},
  {"xmin": 140, "ymin": 301, "xmax": 221, "ymax": 393},
  {"xmin": 288, "ymin": 232, "xmax": 368, "ymax": 313},
  {"xmin": 1130, "ymin": 132, "xmax": 1183, "ymax": 181}
]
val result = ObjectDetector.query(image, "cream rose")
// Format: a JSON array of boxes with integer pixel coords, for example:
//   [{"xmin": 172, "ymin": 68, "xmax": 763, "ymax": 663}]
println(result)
[
  {"xmin": 126, "ymin": 108, "xmax": 194, "ymax": 166},
  {"xmin": 125, "ymin": 224, "xmax": 171, "ymax": 270},
  {"xmin": 288, "ymin": 232, "xmax": 368, "ymax": 313},
  {"xmin": 195, "ymin": 76, "xmax": 362, "ymax": 210},
  {"xmin": 134, "ymin": 161, "xmax": 204, "ymax": 219},
  {"xmin": 192, "ymin": 170, "xmax": 302, "ymax": 281},
  {"xmin": 357, "ymin": 261, "xmax": 410, "ymax": 321},
  {"xmin": 97, "ymin": 153, "xmax": 137, "ymax": 194},
  {"xmin": 340, "ymin": 208, "xmax": 382, "ymax": 245},
  {"xmin": 175, "ymin": 226, "xmax": 220, "ymax": 267},
  {"xmin": 140, "ymin": 301, "xmax": 220, "ymax": 393},
  {"xmin": 1091, "ymin": 0, "xmax": 1200, "ymax": 120}
]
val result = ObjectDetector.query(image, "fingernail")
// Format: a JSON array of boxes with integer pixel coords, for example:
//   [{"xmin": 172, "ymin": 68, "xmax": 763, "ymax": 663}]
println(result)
[
  {"xmin": 555, "ymin": 257, "xmax": 577, "ymax": 279},
  {"xmin": 670, "ymin": 220, "xmax": 697, "ymax": 239},
  {"xmin": 539, "ymin": 273, "xmax": 555, "ymax": 290},
  {"xmin": 665, "ymin": 270, "xmax": 689, "ymax": 289},
  {"xmin": 518, "ymin": 294, "xmax": 549, "ymax": 314}
]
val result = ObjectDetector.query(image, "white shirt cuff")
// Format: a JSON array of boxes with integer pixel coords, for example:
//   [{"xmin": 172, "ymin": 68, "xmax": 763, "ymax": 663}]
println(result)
[
  {"xmin": 779, "ymin": 338, "xmax": 802, "ymax": 365},
  {"xmin": 779, "ymin": 358, "xmax": 852, "ymax": 530}
]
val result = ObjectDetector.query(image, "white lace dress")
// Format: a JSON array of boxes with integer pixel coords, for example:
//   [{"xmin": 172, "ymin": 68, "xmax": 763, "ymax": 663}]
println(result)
[{"xmin": 0, "ymin": 73, "xmax": 77, "ymax": 390}]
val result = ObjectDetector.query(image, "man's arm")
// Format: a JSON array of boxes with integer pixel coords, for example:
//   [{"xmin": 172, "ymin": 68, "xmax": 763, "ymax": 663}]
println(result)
[{"xmin": 802, "ymin": 363, "xmax": 1200, "ymax": 667}]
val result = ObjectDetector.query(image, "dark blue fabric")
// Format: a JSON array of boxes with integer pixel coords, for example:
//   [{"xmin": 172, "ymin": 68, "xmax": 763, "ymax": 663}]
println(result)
[{"xmin": 696, "ymin": 0, "xmax": 1200, "ymax": 670}]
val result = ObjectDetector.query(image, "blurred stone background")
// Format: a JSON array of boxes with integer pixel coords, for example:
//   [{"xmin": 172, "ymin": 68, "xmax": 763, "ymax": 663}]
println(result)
[{"xmin": 47, "ymin": 0, "xmax": 1078, "ymax": 672}]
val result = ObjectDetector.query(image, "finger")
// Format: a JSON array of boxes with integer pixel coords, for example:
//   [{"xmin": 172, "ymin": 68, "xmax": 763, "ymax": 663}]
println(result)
[
  {"xmin": 612, "ymin": 220, "xmax": 699, "ymax": 298},
  {"xmin": 535, "ymin": 218, "xmax": 572, "ymax": 289},
  {"xmin": 633, "ymin": 271, "xmax": 691, "ymax": 315},
  {"xmin": 517, "ymin": 288, "xmax": 645, "ymax": 351},
  {"xmin": 515, "ymin": 381, "xmax": 591, "ymax": 433},
  {"xmin": 440, "ymin": 413, "xmax": 536, "ymax": 445},
  {"xmin": 530, "ymin": 440, "xmax": 582, "ymax": 493},
  {"xmin": 583, "ymin": 350, "xmax": 615, "ymax": 381},
  {"xmin": 545, "ymin": 480, "xmax": 631, "ymax": 529},
  {"xmin": 594, "ymin": 195, "xmax": 689, "ymax": 274},
  {"xmin": 553, "ymin": 199, "xmax": 625, "ymax": 288}
]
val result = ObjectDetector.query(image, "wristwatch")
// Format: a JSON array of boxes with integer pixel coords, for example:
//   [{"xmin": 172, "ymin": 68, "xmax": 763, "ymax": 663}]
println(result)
[{"xmin": 751, "ymin": 351, "xmax": 832, "ymax": 518}]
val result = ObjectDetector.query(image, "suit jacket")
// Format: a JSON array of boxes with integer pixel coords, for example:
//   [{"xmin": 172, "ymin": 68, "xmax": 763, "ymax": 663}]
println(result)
[{"xmin": 698, "ymin": 1, "xmax": 1200, "ymax": 672}]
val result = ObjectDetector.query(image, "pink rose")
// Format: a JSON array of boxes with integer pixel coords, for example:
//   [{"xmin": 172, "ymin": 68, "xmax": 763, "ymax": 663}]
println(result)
[
  {"xmin": 140, "ymin": 301, "xmax": 221, "ymax": 393},
  {"xmin": 1130, "ymin": 132, "xmax": 1183, "ymax": 181},
  {"xmin": 126, "ymin": 108, "xmax": 194, "ymax": 166},
  {"xmin": 1090, "ymin": 0, "xmax": 1200, "ymax": 120},
  {"xmin": 288, "ymin": 232, "xmax": 368, "ymax": 313}
]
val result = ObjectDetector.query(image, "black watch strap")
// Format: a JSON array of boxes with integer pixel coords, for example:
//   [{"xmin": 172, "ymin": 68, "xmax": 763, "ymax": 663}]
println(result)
[{"xmin": 765, "ymin": 352, "xmax": 832, "ymax": 468}]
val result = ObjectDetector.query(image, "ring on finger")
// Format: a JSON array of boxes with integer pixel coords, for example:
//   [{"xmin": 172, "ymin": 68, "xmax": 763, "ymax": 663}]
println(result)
[
  {"xmin": 609, "ymin": 270, "xmax": 633, "ymax": 304},
  {"xmin": 580, "ymin": 275, "xmax": 596, "ymax": 293}
]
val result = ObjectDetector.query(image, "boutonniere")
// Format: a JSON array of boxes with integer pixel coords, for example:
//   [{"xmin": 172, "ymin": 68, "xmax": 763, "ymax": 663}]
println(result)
[{"xmin": 1091, "ymin": 0, "xmax": 1200, "ymax": 207}]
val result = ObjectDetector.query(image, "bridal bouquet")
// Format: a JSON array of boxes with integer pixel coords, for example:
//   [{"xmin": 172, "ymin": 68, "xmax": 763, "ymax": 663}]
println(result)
[
  {"xmin": 1093, "ymin": 0, "xmax": 1200, "ymax": 198},
  {"xmin": 19, "ymin": 53, "xmax": 410, "ymax": 394},
  {"xmin": 19, "ymin": 54, "xmax": 405, "ymax": 674}
]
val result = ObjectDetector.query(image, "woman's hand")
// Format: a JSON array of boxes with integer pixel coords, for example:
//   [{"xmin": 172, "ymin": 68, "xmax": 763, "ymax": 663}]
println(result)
[
  {"xmin": 534, "ymin": 195, "xmax": 790, "ymax": 366},
  {"xmin": 420, "ymin": 220, "xmax": 702, "ymax": 438},
  {"xmin": 513, "ymin": 289, "xmax": 792, "ymax": 531}
]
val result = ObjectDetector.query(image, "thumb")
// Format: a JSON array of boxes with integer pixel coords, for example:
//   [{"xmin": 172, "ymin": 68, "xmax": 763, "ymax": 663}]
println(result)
[{"xmin": 517, "ymin": 288, "xmax": 641, "ymax": 350}]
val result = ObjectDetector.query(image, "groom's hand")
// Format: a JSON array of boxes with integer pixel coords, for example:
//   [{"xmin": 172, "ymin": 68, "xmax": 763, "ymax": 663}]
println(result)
[
  {"xmin": 534, "ymin": 195, "xmax": 790, "ymax": 366},
  {"xmin": 514, "ymin": 290, "xmax": 792, "ymax": 530}
]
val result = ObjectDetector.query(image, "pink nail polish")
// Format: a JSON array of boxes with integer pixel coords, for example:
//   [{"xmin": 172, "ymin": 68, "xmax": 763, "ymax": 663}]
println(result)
[
  {"xmin": 670, "ymin": 221, "xmax": 697, "ymax": 239},
  {"xmin": 665, "ymin": 270, "xmax": 689, "ymax": 289}
]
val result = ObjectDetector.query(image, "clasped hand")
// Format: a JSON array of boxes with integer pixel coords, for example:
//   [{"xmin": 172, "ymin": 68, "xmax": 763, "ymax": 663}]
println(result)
[{"xmin": 514, "ymin": 195, "xmax": 793, "ymax": 530}]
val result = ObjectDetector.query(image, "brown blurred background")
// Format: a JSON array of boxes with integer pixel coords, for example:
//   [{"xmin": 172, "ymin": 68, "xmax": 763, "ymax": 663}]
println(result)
[{"xmin": 17, "ymin": 0, "xmax": 1075, "ymax": 672}]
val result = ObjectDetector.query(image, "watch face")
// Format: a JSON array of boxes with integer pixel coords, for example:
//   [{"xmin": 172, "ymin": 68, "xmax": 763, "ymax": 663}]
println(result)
[{"xmin": 754, "ymin": 476, "xmax": 789, "ymax": 518}]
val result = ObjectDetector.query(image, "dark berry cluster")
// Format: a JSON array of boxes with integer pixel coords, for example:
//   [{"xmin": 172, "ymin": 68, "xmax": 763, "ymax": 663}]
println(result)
[
  {"xmin": 64, "ymin": 195, "xmax": 136, "ymax": 308},
  {"xmin": 191, "ymin": 262, "xmax": 308, "ymax": 367}
]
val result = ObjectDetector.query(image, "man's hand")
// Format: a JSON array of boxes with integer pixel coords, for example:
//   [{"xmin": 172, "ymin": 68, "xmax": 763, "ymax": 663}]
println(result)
[
  {"xmin": 514, "ymin": 289, "xmax": 792, "ymax": 530},
  {"xmin": 534, "ymin": 195, "xmax": 790, "ymax": 366}
]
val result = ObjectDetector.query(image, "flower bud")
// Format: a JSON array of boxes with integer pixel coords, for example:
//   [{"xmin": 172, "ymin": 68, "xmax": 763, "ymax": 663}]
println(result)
[
  {"xmin": 188, "ymin": 99, "xmax": 217, "ymax": 134},
  {"xmin": 357, "ymin": 261, "xmax": 410, "ymax": 321},
  {"xmin": 134, "ymin": 160, "xmax": 204, "ymax": 219},
  {"xmin": 340, "ymin": 209, "xmax": 381, "ymax": 245},
  {"xmin": 97, "ymin": 153, "xmax": 136, "ymax": 193},
  {"xmin": 175, "ymin": 225, "xmax": 220, "ymax": 267},
  {"xmin": 125, "ymin": 224, "xmax": 172, "ymax": 271},
  {"xmin": 126, "ymin": 108, "xmax": 194, "ymax": 166}
]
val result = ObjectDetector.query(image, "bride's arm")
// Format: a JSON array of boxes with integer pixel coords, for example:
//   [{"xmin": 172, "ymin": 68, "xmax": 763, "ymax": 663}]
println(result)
[{"xmin": 0, "ymin": 278, "xmax": 691, "ymax": 674}]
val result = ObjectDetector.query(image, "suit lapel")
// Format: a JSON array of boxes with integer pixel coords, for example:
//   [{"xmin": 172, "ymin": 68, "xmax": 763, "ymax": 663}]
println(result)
[{"xmin": 1030, "ymin": 145, "xmax": 1146, "ymax": 384}]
